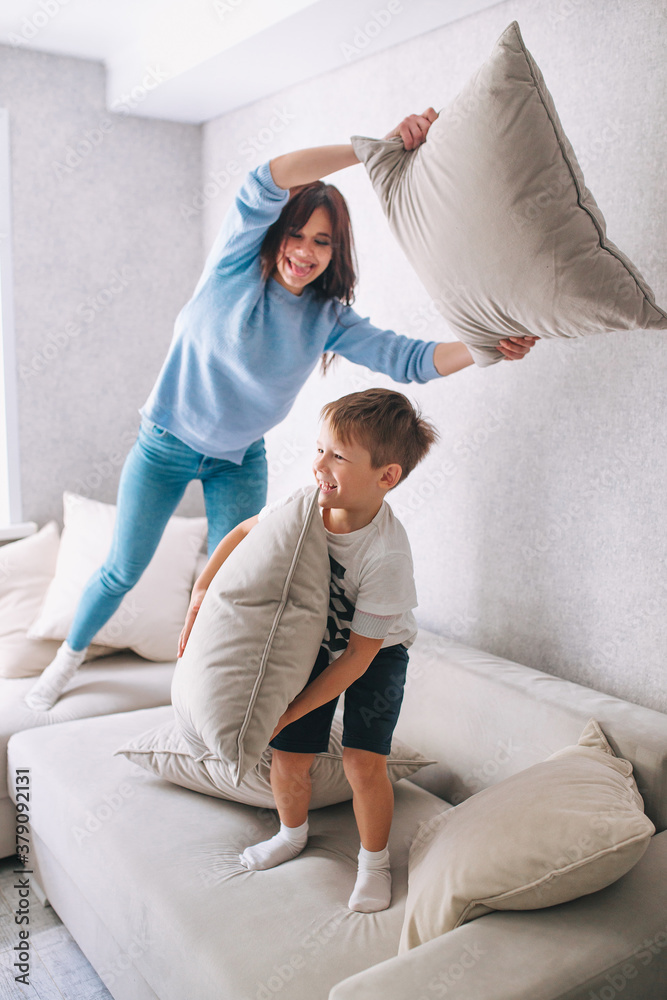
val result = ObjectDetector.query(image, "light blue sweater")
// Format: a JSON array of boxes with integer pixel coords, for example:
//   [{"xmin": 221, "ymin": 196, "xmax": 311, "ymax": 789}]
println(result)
[{"xmin": 142, "ymin": 161, "xmax": 441, "ymax": 462}]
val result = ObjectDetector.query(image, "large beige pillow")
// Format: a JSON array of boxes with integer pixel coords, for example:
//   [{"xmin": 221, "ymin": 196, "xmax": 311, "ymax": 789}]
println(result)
[
  {"xmin": 0, "ymin": 522, "xmax": 118, "ymax": 676},
  {"xmin": 171, "ymin": 487, "xmax": 330, "ymax": 785},
  {"xmin": 400, "ymin": 719, "xmax": 655, "ymax": 952},
  {"xmin": 29, "ymin": 492, "xmax": 207, "ymax": 661},
  {"xmin": 115, "ymin": 710, "xmax": 435, "ymax": 809},
  {"xmin": 0, "ymin": 523, "xmax": 61, "ymax": 677},
  {"xmin": 351, "ymin": 21, "xmax": 667, "ymax": 367}
]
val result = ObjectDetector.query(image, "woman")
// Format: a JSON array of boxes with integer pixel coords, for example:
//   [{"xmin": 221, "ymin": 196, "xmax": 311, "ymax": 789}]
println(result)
[{"xmin": 26, "ymin": 109, "xmax": 536, "ymax": 710}]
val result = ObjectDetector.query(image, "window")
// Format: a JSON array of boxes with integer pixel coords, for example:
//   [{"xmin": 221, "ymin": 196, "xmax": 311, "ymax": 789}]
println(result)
[{"xmin": 0, "ymin": 108, "xmax": 33, "ymax": 540}]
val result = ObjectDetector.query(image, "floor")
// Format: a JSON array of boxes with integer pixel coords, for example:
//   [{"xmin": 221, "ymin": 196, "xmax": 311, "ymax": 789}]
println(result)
[{"xmin": 0, "ymin": 856, "xmax": 111, "ymax": 1000}]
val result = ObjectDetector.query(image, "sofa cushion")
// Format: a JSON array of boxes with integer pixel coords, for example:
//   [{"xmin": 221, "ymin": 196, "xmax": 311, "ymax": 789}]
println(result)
[
  {"xmin": 0, "ymin": 522, "xmax": 120, "ymax": 677},
  {"xmin": 399, "ymin": 719, "xmax": 655, "ymax": 951},
  {"xmin": 7, "ymin": 706, "xmax": 448, "ymax": 1000},
  {"xmin": 0, "ymin": 654, "xmax": 174, "ymax": 857},
  {"xmin": 171, "ymin": 487, "xmax": 330, "ymax": 784},
  {"xmin": 28, "ymin": 492, "xmax": 207, "ymax": 661},
  {"xmin": 0, "ymin": 522, "xmax": 61, "ymax": 677},
  {"xmin": 394, "ymin": 632, "xmax": 667, "ymax": 834},
  {"xmin": 330, "ymin": 831, "xmax": 667, "ymax": 1000},
  {"xmin": 351, "ymin": 20, "xmax": 667, "ymax": 367},
  {"xmin": 115, "ymin": 709, "xmax": 435, "ymax": 809}
]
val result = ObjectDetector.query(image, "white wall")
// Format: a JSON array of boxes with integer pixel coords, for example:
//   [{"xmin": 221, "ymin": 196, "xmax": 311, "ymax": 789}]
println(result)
[
  {"xmin": 0, "ymin": 44, "xmax": 203, "ymax": 525},
  {"xmin": 202, "ymin": 0, "xmax": 667, "ymax": 713}
]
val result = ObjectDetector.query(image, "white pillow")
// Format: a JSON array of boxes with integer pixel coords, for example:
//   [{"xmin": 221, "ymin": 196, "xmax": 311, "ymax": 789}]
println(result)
[
  {"xmin": 115, "ymin": 710, "xmax": 435, "ymax": 809},
  {"xmin": 0, "ymin": 523, "xmax": 62, "ymax": 678},
  {"xmin": 29, "ymin": 493, "xmax": 207, "ymax": 662},
  {"xmin": 171, "ymin": 487, "xmax": 330, "ymax": 784},
  {"xmin": 400, "ymin": 719, "xmax": 655, "ymax": 951},
  {"xmin": 351, "ymin": 21, "xmax": 667, "ymax": 366}
]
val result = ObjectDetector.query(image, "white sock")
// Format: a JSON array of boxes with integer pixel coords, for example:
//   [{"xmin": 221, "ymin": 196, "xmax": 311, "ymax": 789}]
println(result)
[
  {"xmin": 24, "ymin": 641, "xmax": 88, "ymax": 711},
  {"xmin": 348, "ymin": 845, "xmax": 392, "ymax": 913},
  {"xmin": 239, "ymin": 820, "xmax": 309, "ymax": 870}
]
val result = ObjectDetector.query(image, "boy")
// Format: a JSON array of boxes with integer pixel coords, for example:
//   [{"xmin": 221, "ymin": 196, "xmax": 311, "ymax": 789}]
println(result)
[{"xmin": 178, "ymin": 388, "xmax": 437, "ymax": 912}]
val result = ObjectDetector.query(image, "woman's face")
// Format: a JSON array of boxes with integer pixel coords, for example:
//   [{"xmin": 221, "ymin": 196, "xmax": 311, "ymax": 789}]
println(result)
[{"xmin": 272, "ymin": 206, "xmax": 333, "ymax": 296}]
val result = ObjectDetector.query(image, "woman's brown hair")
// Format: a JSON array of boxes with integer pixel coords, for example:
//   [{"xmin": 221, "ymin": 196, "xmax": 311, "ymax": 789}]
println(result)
[{"xmin": 260, "ymin": 182, "xmax": 358, "ymax": 373}]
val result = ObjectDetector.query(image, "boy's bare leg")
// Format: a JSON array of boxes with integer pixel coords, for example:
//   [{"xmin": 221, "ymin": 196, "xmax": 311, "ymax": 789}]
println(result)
[
  {"xmin": 343, "ymin": 748, "xmax": 393, "ymax": 912},
  {"xmin": 271, "ymin": 749, "xmax": 315, "ymax": 827},
  {"xmin": 239, "ymin": 750, "xmax": 315, "ymax": 870}
]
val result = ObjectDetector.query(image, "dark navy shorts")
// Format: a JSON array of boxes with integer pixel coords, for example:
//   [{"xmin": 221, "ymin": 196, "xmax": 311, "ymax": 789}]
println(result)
[{"xmin": 269, "ymin": 642, "xmax": 409, "ymax": 757}]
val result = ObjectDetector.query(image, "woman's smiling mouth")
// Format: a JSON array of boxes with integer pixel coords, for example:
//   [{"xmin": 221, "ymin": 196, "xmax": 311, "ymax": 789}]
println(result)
[{"xmin": 287, "ymin": 257, "xmax": 315, "ymax": 277}]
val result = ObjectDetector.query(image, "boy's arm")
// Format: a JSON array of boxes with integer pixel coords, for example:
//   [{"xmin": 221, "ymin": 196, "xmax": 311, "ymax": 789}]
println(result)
[
  {"xmin": 178, "ymin": 514, "xmax": 259, "ymax": 657},
  {"xmin": 270, "ymin": 632, "xmax": 385, "ymax": 739}
]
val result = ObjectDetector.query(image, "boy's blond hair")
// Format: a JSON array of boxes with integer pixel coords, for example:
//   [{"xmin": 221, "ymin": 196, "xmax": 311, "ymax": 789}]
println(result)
[{"xmin": 320, "ymin": 388, "xmax": 438, "ymax": 485}]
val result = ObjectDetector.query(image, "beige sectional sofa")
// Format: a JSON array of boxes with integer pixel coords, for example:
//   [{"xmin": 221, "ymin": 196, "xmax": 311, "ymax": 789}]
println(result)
[
  {"xmin": 6, "ymin": 630, "xmax": 667, "ymax": 1000},
  {"xmin": 0, "ymin": 652, "xmax": 174, "ymax": 858}
]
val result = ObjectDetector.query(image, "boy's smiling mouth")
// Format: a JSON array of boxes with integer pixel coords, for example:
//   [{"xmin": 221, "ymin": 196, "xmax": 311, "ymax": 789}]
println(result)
[{"xmin": 317, "ymin": 479, "xmax": 337, "ymax": 494}]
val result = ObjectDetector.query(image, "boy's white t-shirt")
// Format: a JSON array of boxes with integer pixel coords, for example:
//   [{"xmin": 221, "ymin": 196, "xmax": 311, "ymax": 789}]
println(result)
[{"xmin": 258, "ymin": 486, "xmax": 418, "ymax": 659}]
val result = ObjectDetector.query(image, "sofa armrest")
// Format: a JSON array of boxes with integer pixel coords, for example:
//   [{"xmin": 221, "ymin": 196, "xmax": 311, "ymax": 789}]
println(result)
[{"xmin": 330, "ymin": 831, "xmax": 667, "ymax": 1000}]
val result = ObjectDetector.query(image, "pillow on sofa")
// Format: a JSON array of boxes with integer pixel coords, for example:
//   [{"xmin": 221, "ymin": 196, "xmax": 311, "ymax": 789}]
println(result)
[
  {"xmin": 171, "ymin": 487, "xmax": 330, "ymax": 785},
  {"xmin": 0, "ymin": 522, "xmax": 61, "ymax": 678},
  {"xmin": 115, "ymin": 711, "xmax": 435, "ymax": 809},
  {"xmin": 29, "ymin": 492, "xmax": 207, "ymax": 662},
  {"xmin": 351, "ymin": 21, "xmax": 667, "ymax": 367},
  {"xmin": 399, "ymin": 719, "xmax": 655, "ymax": 952}
]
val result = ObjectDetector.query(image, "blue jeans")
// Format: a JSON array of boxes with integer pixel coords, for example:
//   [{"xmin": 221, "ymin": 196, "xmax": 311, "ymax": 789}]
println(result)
[{"xmin": 67, "ymin": 418, "xmax": 268, "ymax": 650}]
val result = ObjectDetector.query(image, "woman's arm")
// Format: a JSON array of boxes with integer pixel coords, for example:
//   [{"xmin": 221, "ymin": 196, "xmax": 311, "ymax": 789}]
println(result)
[
  {"xmin": 434, "ymin": 337, "xmax": 539, "ymax": 375},
  {"xmin": 269, "ymin": 108, "xmax": 440, "ymax": 190},
  {"xmin": 178, "ymin": 514, "xmax": 259, "ymax": 657},
  {"xmin": 270, "ymin": 145, "xmax": 360, "ymax": 190}
]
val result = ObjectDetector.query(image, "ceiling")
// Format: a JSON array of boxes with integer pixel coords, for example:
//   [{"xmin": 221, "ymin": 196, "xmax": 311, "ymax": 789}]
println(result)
[{"xmin": 0, "ymin": 0, "xmax": 503, "ymax": 124}]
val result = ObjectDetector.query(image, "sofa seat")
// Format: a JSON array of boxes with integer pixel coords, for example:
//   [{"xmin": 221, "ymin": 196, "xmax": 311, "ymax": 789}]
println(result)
[
  {"xmin": 0, "ymin": 653, "xmax": 174, "ymax": 857},
  {"xmin": 330, "ymin": 830, "xmax": 667, "ymax": 999},
  {"xmin": 7, "ymin": 705, "xmax": 448, "ymax": 1000}
]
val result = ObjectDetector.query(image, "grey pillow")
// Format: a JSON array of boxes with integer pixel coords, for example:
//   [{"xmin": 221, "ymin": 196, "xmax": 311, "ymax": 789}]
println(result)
[
  {"xmin": 351, "ymin": 21, "xmax": 667, "ymax": 367},
  {"xmin": 400, "ymin": 720, "xmax": 655, "ymax": 952},
  {"xmin": 115, "ymin": 711, "xmax": 435, "ymax": 810},
  {"xmin": 171, "ymin": 487, "xmax": 330, "ymax": 784}
]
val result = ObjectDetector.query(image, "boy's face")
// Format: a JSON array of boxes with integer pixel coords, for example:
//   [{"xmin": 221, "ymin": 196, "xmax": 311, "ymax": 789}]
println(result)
[{"xmin": 312, "ymin": 419, "xmax": 398, "ymax": 525}]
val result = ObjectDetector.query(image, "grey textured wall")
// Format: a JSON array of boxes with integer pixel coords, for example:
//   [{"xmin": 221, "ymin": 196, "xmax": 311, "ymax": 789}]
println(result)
[
  {"xmin": 0, "ymin": 45, "xmax": 204, "ymax": 525},
  {"xmin": 202, "ymin": 0, "xmax": 667, "ymax": 712}
]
